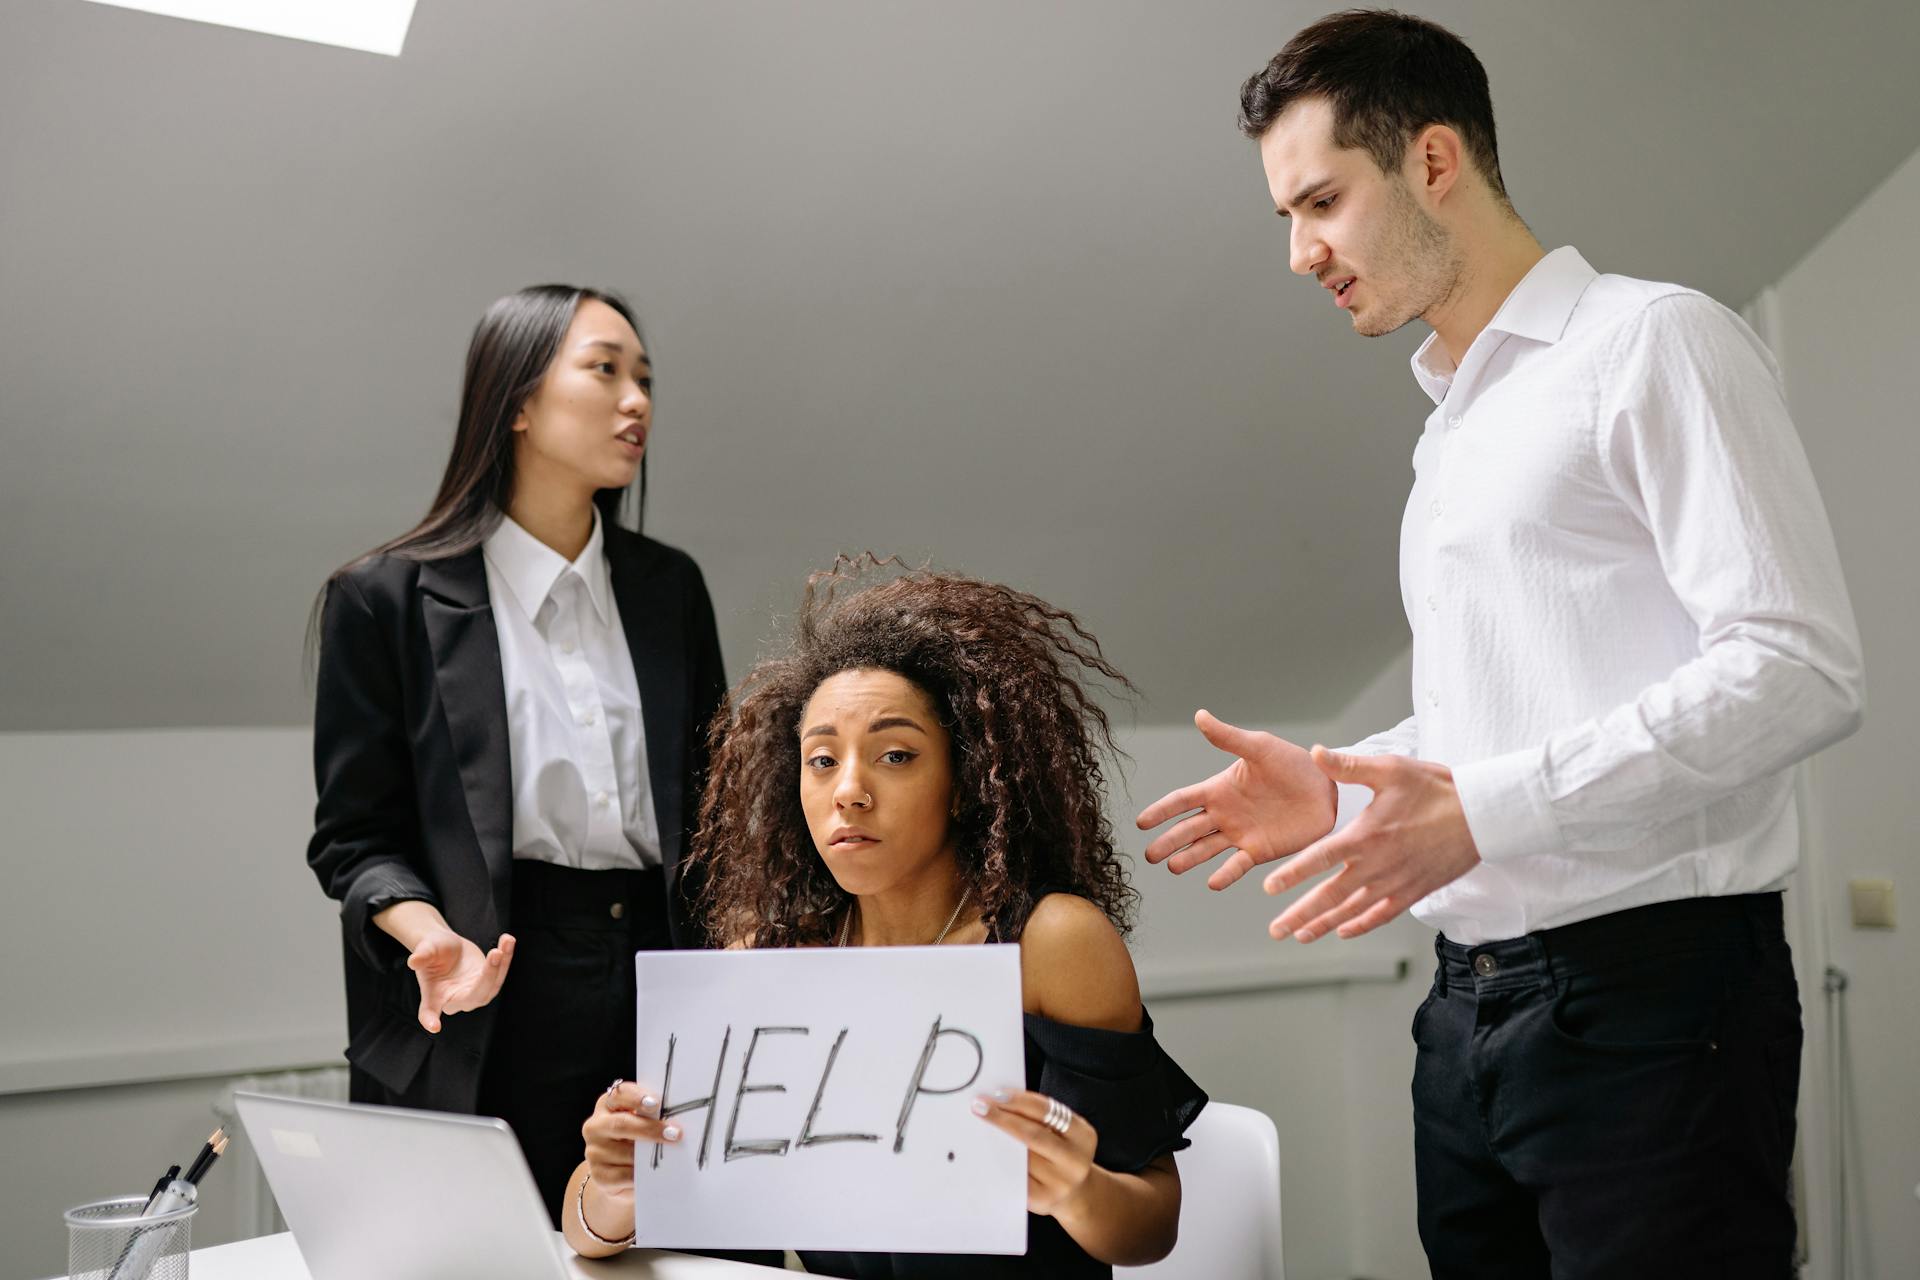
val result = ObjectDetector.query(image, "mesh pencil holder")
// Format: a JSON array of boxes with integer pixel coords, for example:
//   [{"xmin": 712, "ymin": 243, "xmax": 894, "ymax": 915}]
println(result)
[{"xmin": 65, "ymin": 1194, "xmax": 196, "ymax": 1280}]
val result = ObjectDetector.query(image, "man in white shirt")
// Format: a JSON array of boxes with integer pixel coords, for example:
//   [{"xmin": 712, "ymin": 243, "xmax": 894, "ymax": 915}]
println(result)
[{"xmin": 1136, "ymin": 11, "xmax": 1863, "ymax": 1277}]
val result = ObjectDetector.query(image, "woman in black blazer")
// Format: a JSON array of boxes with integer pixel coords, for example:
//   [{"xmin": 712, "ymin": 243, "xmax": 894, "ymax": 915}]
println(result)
[{"xmin": 307, "ymin": 284, "xmax": 725, "ymax": 1225}]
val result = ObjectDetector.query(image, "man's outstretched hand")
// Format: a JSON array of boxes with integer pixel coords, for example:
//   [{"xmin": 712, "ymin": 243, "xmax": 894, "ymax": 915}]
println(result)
[
  {"xmin": 1136, "ymin": 710, "xmax": 1338, "ymax": 890},
  {"xmin": 1262, "ymin": 747, "xmax": 1480, "ymax": 942}
]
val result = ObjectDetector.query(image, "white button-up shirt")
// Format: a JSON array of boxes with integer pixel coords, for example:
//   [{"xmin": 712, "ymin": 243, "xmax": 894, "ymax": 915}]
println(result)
[
  {"xmin": 1340, "ymin": 247, "xmax": 1864, "ymax": 944},
  {"xmin": 482, "ymin": 509, "xmax": 661, "ymax": 871}
]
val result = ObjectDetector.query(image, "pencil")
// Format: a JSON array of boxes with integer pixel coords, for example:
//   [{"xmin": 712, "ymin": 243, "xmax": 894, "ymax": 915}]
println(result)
[
  {"xmin": 182, "ymin": 1128, "xmax": 224, "ymax": 1186},
  {"xmin": 185, "ymin": 1135, "xmax": 229, "ymax": 1187}
]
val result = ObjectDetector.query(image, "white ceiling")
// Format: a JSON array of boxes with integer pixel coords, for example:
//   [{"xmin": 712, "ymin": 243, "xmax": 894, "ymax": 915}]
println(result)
[{"xmin": 3, "ymin": 0, "xmax": 1917, "ymax": 729}]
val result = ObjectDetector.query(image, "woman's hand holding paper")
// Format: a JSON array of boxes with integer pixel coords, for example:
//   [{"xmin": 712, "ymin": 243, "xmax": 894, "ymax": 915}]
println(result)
[
  {"xmin": 972, "ymin": 1088, "xmax": 1099, "ymax": 1217},
  {"xmin": 564, "ymin": 1083, "xmax": 677, "ymax": 1256},
  {"xmin": 582, "ymin": 1081, "xmax": 680, "ymax": 1201}
]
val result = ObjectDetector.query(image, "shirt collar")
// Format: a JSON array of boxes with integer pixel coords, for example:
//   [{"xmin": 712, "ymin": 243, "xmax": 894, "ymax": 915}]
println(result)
[
  {"xmin": 482, "ymin": 507, "xmax": 613, "ymax": 626},
  {"xmin": 1409, "ymin": 245, "xmax": 1598, "ymax": 404}
]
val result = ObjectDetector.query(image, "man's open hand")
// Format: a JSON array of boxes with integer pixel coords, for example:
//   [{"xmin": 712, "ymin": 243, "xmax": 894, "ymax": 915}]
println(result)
[
  {"xmin": 1263, "ymin": 747, "xmax": 1480, "ymax": 942},
  {"xmin": 1136, "ymin": 710, "xmax": 1338, "ymax": 890}
]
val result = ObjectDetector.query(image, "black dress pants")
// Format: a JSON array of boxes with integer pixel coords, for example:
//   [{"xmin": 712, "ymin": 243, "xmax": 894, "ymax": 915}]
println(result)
[
  {"xmin": 1411, "ymin": 892, "xmax": 1802, "ymax": 1280},
  {"xmin": 477, "ymin": 859, "xmax": 670, "ymax": 1227}
]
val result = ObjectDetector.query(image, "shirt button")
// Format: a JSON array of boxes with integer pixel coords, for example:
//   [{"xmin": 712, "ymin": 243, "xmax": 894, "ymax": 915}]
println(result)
[
  {"xmin": 579, "ymin": 711, "xmax": 597, "ymax": 727},
  {"xmin": 1428, "ymin": 690, "xmax": 1440, "ymax": 707},
  {"xmin": 1426, "ymin": 594, "xmax": 1437, "ymax": 611},
  {"xmin": 1472, "ymin": 952, "xmax": 1498, "ymax": 978},
  {"xmin": 609, "ymin": 902, "xmax": 626, "ymax": 921},
  {"xmin": 1430, "ymin": 500, "xmax": 1443, "ymax": 518},
  {"xmin": 1447, "ymin": 415, "xmax": 1462, "ymax": 430},
  {"xmin": 561, "ymin": 641, "xmax": 576, "ymax": 655},
  {"xmin": 595, "ymin": 790, "xmax": 610, "ymax": 808}
]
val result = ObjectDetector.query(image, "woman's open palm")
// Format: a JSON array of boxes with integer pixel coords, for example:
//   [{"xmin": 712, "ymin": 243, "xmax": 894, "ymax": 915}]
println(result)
[{"xmin": 406, "ymin": 929, "xmax": 515, "ymax": 1033}]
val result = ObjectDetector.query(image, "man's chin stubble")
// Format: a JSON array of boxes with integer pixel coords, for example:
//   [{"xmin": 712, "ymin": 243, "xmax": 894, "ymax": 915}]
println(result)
[{"xmin": 1354, "ymin": 308, "xmax": 1421, "ymax": 338}]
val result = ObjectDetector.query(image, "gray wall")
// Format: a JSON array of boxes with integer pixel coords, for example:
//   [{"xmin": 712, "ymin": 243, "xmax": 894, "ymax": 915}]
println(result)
[
  {"xmin": 1764, "ymin": 142, "xmax": 1920, "ymax": 1279},
  {"xmin": 5, "ymin": 3, "xmax": 1920, "ymax": 1278},
  {"xmin": 0, "ymin": 656, "xmax": 1435, "ymax": 1280}
]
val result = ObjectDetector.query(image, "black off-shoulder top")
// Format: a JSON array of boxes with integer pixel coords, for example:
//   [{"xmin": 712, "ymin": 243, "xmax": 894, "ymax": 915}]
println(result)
[{"xmin": 797, "ymin": 1004, "xmax": 1208, "ymax": 1278}]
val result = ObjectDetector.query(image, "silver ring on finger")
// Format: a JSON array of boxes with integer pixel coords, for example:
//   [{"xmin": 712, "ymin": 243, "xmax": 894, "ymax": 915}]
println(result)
[
  {"xmin": 1042, "ymin": 1096, "xmax": 1075, "ymax": 1137},
  {"xmin": 605, "ymin": 1077, "xmax": 624, "ymax": 1096}
]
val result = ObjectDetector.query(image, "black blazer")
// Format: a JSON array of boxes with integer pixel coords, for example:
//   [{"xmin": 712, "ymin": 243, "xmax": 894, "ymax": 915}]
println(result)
[{"xmin": 307, "ymin": 526, "xmax": 726, "ymax": 1112}]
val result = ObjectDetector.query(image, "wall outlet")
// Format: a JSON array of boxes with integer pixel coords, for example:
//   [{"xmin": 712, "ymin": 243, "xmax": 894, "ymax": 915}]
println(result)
[{"xmin": 1848, "ymin": 879, "xmax": 1896, "ymax": 929}]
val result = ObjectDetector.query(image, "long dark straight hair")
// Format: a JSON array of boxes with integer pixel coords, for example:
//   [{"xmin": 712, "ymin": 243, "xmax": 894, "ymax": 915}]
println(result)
[{"xmin": 307, "ymin": 284, "xmax": 649, "ymax": 664}]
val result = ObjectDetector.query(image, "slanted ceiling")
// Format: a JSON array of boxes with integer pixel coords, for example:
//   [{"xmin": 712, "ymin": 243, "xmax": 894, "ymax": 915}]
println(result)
[{"xmin": 3, "ymin": 0, "xmax": 1917, "ymax": 729}]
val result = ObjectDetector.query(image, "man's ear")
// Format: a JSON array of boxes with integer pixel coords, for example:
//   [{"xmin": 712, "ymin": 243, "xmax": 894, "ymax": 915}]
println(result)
[{"xmin": 1409, "ymin": 123, "xmax": 1465, "ymax": 206}]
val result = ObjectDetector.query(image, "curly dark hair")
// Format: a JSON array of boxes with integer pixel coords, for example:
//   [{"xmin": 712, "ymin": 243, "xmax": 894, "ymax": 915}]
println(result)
[{"xmin": 690, "ymin": 556, "xmax": 1138, "ymax": 949}]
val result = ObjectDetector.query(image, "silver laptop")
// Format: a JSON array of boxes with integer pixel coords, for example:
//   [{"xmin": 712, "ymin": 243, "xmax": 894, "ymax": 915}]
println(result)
[{"xmin": 232, "ymin": 1091, "xmax": 572, "ymax": 1280}]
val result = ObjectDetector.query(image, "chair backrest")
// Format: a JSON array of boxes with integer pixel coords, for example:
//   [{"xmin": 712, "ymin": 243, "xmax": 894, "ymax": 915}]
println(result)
[{"xmin": 1122, "ymin": 1101, "xmax": 1284, "ymax": 1280}]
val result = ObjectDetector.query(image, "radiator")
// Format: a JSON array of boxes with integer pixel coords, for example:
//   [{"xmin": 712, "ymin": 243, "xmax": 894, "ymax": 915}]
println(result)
[{"xmin": 212, "ymin": 1065, "xmax": 351, "ymax": 1238}]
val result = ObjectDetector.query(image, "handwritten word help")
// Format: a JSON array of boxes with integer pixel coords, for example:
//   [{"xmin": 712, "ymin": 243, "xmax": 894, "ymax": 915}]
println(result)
[{"xmin": 648, "ymin": 1017, "xmax": 983, "ymax": 1170}]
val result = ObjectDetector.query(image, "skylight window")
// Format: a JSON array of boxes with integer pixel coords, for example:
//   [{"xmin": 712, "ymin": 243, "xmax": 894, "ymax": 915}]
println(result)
[{"xmin": 81, "ymin": 1, "xmax": 418, "ymax": 57}]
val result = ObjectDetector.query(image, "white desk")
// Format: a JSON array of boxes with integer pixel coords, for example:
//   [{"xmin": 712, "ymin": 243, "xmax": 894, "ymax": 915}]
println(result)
[{"xmin": 52, "ymin": 1231, "xmax": 793, "ymax": 1278}]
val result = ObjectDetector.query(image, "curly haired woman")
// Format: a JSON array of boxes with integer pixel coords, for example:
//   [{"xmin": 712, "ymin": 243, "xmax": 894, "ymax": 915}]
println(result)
[{"xmin": 562, "ymin": 558, "xmax": 1207, "ymax": 1276}]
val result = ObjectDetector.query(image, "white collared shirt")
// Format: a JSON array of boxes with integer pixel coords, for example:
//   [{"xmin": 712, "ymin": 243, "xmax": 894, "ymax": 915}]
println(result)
[
  {"xmin": 481, "ymin": 509, "xmax": 661, "ymax": 870},
  {"xmin": 1339, "ymin": 246, "xmax": 1864, "ymax": 944}
]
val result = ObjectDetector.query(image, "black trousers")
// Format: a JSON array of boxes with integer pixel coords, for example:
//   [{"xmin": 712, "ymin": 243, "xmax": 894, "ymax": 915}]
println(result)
[
  {"xmin": 477, "ymin": 859, "xmax": 670, "ymax": 1227},
  {"xmin": 1411, "ymin": 892, "xmax": 1802, "ymax": 1280}
]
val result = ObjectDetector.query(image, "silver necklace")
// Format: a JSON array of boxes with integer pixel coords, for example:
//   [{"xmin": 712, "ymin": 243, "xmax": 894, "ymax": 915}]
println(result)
[{"xmin": 838, "ymin": 886, "xmax": 971, "ymax": 948}]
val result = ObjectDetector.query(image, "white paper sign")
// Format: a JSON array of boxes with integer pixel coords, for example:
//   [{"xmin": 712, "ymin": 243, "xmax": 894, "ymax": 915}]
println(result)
[{"xmin": 631, "ymin": 944, "xmax": 1027, "ymax": 1254}]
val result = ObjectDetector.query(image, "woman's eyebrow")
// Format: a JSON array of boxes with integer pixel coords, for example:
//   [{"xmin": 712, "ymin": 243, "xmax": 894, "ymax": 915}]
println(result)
[
  {"xmin": 868, "ymin": 716, "xmax": 925, "ymax": 734},
  {"xmin": 578, "ymin": 338, "xmax": 651, "ymax": 368},
  {"xmin": 801, "ymin": 724, "xmax": 840, "ymax": 741}
]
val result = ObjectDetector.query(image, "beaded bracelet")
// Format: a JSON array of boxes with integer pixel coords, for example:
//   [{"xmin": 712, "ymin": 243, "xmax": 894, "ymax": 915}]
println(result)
[{"xmin": 576, "ymin": 1170, "xmax": 636, "ymax": 1249}]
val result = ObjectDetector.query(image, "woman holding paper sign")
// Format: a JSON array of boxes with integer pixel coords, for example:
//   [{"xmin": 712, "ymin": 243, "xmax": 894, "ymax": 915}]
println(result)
[
  {"xmin": 565, "ymin": 559, "xmax": 1206, "ymax": 1275},
  {"xmin": 307, "ymin": 284, "xmax": 726, "ymax": 1226}
]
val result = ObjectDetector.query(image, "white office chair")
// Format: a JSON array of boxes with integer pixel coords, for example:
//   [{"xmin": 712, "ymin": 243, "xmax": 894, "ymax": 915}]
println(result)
[{"xmin": 1123, "ymin": 1101, "xmax": 1284, "ymax": 1280}]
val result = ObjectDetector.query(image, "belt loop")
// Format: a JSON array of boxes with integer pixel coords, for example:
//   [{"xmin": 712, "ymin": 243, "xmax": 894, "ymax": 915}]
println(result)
[
  {"xmin": 1433, "ymin": 933, "xmax": 1449, "ymax": 997},
  {"xmin": 1530, "ymin": 932, "xmax": 1556, "ymax": 994},
  {"xmin": 1744, "ymin": 891, "xmax": 1776, "ymax": 953}
]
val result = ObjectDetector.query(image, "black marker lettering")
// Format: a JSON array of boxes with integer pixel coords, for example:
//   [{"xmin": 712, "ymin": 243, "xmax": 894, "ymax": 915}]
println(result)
[
  {"xmin": 724, "ymin": 1026, "xmax": 808, "ymax": 1161},
  {"xmin": 654, "ymin": 1025, "xmax": 732, "ymax": 1170},
  {"xmin": 649, "ymin": 1033, "xmax": 679, "ymax": 1172},
  {"xmin": 893, "ymin": 1017, "xmax": 983, "ymax": 1154},
  {"xmin": 797, "ymin": 1028, "xmax": 881, "ymax": 1149}
]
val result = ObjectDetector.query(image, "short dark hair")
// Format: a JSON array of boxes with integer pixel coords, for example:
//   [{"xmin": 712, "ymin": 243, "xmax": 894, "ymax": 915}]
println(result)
[{"xmin": 1239, "ymin": 9, "xmax": 1509, "ymax": 205}]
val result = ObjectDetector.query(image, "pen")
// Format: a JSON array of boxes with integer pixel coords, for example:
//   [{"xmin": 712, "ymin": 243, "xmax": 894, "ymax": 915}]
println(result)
[
  {"xmin": 109, "ymin": 1127, "xmax": 225, "ymax": 1280},
  {"xmin": 105, "ymin": 1179, "xmax": 196, "ymax": 1280},
  {"xmin": 142, "ymin": 1165, "xmax": 179, "ymax": 1212}
]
